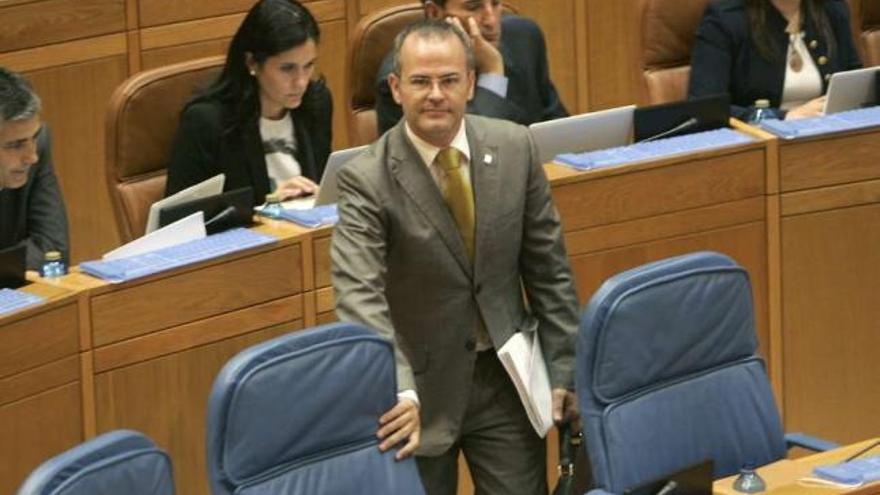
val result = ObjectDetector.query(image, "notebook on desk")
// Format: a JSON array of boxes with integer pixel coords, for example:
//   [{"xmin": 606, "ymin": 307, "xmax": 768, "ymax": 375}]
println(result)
[
  {"xmin": 529, "ymin": 105, "xmax": 635, "ymax": 164},
  {"xmin": 0, "ymin": 244, "xmax": 26, "ymax": 289},
  {"xmin": 623, "ymin": 459, "xmax": 714, "ymax": 495},
  {"xmin": 281, "ymin": 144, "xmax": 369, "ymax": 210}
]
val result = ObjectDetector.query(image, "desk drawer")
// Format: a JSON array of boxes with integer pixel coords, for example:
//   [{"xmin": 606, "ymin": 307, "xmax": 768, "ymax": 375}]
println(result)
[{"xmin": 780, "ymin": 130, "xmax": 880, "ymax": 192}]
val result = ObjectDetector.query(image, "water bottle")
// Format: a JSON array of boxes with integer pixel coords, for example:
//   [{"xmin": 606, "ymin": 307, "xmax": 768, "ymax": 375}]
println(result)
[
  {"xmin": 262, "ymin": 193, "xmax": 284, "ymax": 219},
  {"xmin": 748, "ymin": 99, "xmax": 772, "ymax": 124},
  {"xmin": 733, "ymin": 463, "xmax": 766, "ymax": 493},
  {"xmin": 41, "ymin": 251, "xmax": 67, "ymax": 279}
]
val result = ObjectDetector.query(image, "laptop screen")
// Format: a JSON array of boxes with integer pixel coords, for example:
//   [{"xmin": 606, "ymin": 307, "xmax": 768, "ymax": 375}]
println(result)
[{"xmin": 0, "ymin": 244, "xmax": 27, "ymax": 289}]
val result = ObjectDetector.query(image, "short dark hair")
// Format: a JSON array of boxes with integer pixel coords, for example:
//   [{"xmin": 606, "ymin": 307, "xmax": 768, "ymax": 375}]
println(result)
[
  {"xmin": 390, "ymin": 19, "xmax": 476, "ymax": 76},
  {"xmin": 0, "ymin": 67, "xmax": 41, "ymax": 129}
]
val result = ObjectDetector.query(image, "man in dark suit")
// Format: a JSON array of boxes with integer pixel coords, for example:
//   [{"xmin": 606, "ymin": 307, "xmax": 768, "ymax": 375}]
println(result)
[
  {"xmin": 375, "ymin": 0, "xmax": 568, "ymax": 135},
  {"xmin": 333, "ymin": 19, "xmax": 579, "ymax": 495},
  {"xmin": 0, "ymin": 67, "xmax": 68, "ymax": 270}
]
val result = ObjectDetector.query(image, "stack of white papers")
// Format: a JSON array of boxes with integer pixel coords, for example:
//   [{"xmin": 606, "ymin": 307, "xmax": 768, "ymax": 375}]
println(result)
[{"xmin": 497, "ymin": 327, "xmax": 554, "ymax": 437}]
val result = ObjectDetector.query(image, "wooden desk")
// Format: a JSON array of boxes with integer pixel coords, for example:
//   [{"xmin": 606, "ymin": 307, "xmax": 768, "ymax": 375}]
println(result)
[
  {"xmin": 0, "ymin": 281, "xmax": 85, "ymax": 494},
  {"xmin": 773, "ymin": 126, "xmax": 880, "ymax": 445},
  {"xmin": 714, "ymin": 438, "xmax": 880, "ymax": 494},
  {"xmin": 545, "ymin": 132, "xmax": 773, "ymax": 369},
  {"xmin": 77, "ymin": 219, "xmax": 317, "ymax": 495}
]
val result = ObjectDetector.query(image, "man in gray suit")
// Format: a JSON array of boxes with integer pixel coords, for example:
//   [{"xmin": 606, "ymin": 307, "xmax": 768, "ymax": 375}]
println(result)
[{"xmin": 332, "ymin": 19, "xmax": 579, "ymax": 494}]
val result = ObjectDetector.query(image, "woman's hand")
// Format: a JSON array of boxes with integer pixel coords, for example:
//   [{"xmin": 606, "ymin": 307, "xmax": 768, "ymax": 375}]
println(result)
[
  {"xmin": 785, "ymin": 96, "xmax": 826, "ymax": 120},
  {"xmin": 274, "ymin": 176, "xmax": 318, "ymax": 199}
]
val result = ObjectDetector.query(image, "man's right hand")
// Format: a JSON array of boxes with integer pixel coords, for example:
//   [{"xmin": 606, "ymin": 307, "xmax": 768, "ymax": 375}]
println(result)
[
  {"xmin": 378, "ymin": 398, "xmax": 421, "ymax": 460},
  {"xmin": 447, "ymin": 16, "xmax": 505, "ymax": 76}
]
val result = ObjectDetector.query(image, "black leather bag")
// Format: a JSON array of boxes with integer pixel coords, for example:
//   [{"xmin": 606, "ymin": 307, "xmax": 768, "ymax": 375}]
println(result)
[{"xmin": 551, "ymin": 422, "xmax": 591, "ymax": 495}]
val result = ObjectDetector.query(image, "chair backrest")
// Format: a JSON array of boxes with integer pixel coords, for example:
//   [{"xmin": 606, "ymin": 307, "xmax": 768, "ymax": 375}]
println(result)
[
  {"xmin": 105, "ymin": 56, "xmax": 224, "ymax": 242},
  {"xmin": 17, "ymin": 430, "xmax": 174, "ymax": 495},
  {"xmin": 206, "ymin": 322, "xmax": 425, "ymax": 495},
  {"xmin": 861, "ymin": 0, "xmax": 880, "ymax": 66},
  {"xmin": 641, "ymin": 0, "xmax": 710, "ymax": 104},
  {"xmin": 577, "ymin": 252, "xmax": 786, "ymax": 494},
  {"xmin": 348, "ymin": 3, "xmax": 425, "ymax": 146}
]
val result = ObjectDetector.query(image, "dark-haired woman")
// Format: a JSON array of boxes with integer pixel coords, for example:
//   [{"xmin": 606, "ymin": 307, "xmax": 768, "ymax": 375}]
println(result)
[
  {"xmin": 166, "ymin": 0, "xmax": 331, "ymax": 205},
  {"xmin": 688, "ymin": 0, "xmax": 861, "ymax": 121}
]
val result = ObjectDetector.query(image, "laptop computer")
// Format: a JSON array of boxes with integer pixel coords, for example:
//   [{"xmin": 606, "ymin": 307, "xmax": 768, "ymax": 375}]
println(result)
[
  {"xmin": 529, "ymin": 105, "xmax": 635, "ymax": 164},
  {"xmin": 634, "ymin": 94, "xmax": 730, "ymax": 143},
  {"xmin": 0, "ymin": 244, "xmax": 27, "ymax": 289},
  {"xmin": 623, "ymin": 459, "xmax": 714, "ymax": 495},
  {"xmin": 158, "ymin": 186, "xmax": 253, "ymax": 235},
  {"xmin": 146, "ymin": 174, "xmax": 225, "ymax": 235},
  {"xmin": 282, "ymin": 144, "xmax": 369, "ymax": 210},
  {"xmin": 824, "ymin": 66, "xmax": 880, "ymax": 115}
]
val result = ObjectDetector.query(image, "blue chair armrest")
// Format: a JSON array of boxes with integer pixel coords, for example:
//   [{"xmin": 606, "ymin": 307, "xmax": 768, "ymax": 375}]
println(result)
[
  {"xmin": 785, "ymin": 432, "xmax": 839, "ymax": 452},
  {"xmin": 586, "ymin": 490, "xmax": 616, "ymax": 495}
]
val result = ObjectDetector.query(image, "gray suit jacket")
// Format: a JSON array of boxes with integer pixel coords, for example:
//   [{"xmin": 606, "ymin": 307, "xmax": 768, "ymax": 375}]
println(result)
[
  {"xmin": 0, "ymin": 127, "xmax": 69, "ymax": 270},
  {"xmin": 331, "ymin": 115, "xmax": 579, "ymax": 455}
]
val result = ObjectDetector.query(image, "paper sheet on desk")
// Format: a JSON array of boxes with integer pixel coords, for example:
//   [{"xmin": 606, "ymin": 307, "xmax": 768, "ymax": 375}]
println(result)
[
  {"xmin": 103, "ymin": 212, "xmax": 206, "ymax": 260},
  {"xmin": 498, "ymin": 327, "xmax": 554, "ymax": 437}
]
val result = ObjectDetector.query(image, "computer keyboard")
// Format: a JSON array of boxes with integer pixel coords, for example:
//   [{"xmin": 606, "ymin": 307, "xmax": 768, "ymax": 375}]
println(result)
[
  {"xmin": 80, "ymin": 228, "xmax": 278, "ymax": 283},
  {"xmin": 760, "ymin": 106, "xmax": 880, "ymax": 139},
  {"xmin": 554, "ymin": 128, "xmax": 755, "ymax": 170},
  {"xmin": 0, "ymin": 288, "xmax": 45, "ymax": 316}
]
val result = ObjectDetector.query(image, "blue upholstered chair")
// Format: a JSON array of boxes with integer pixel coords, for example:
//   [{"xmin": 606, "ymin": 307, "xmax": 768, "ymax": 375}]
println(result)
[
  {"xmin": 17, "ymin": 429, "xmax": 174, "ymax": 495},
  {"xmin": 577, "ymin": 251, "xmax": 835, "ymax": 494},
  {"xmin": 206, "ymin": 322, "xmax": 425, "ymax": 494}
]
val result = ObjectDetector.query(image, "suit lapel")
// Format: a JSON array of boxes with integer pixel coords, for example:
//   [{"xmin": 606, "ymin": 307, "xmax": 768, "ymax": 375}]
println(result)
[
  {"xmin": 387, "ymin": 123, "xmax": 473, "ymax": 277},
  {"xmin": 466, "ymin": 117, "xmax": 499, "ymax": 283}
]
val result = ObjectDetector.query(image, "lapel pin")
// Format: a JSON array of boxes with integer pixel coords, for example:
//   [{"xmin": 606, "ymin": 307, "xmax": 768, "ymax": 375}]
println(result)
[{"xmin": 483, "ymin": 154, "xmax": 493, "ymax": 165}]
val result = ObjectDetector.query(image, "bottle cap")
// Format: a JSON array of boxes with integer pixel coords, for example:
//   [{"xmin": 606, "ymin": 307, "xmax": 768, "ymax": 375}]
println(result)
[
  {"xmin": 45, "ymin": 251, "xmax": 61, "ymax": 261},
  {"xmin": 755, "ymin": 99, "xmax": 770, "ymax": 109},
  {"xmin": 265, "ymin": 193, "xmax": 281, "ymax": 203}
]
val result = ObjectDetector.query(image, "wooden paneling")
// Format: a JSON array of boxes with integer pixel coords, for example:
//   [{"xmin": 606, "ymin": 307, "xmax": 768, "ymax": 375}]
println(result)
[
  {"xmin": 0, "ymin": 0, "xmax": 125, "ymax": 53},
  {"xmin": 551, "ymin": 148, "xmax": 766, "ymax": 232},
  {"xmin": 569, "ymin": 222, "xmax": 771, "ymax": 360},
  {"xmin": 94, "ymin": 294, "xmax": 304, "ymax": 372},
  {"xmin": 95, "ymin": 321, "xmax": 303, "ymax": 495},
  {"xmin": 511, "ymin": 0, "xmax": 579, "ymax": 111},
  {"xmin": 314, "ymin": 235, "xmax": 332, "ymax": 288},
  {"xmin": 358, "ymin": 0, "xmax": 409, "ymax": 16},
  {"xmin": 0, "ymin": 302, "xmax": 79, "ymax": 379},
  {"xmin": 141, "ymin": 38, "xmax": 230, "ymax": 70},
  {"xmin": 90, "ymin": 244, "xmax": 303, "ymax": 345},
  {"xmin": 0, "ymin": 383, "xmax": 83, "ymax": 495},
  {"xmin": 138, "ymin": 0, "xmax": 345, "ymax": 27},
  {"xmin": 320, "ymin": 19, "xmax": 350, "ymax": 149},
  {"xmin": 585, "ymin": 0, "xmax": 644, "ymax": 109},
  {"xmin": 781, "ymin": 178, "xmax": 880, "ymax": 216},
  {"xmin": 779, "ymin": 130, "xmax": 880, "ymax": 192},
  {"xmin": 0, "ymin": 355, "xmax": 79, "ymax": 407},
  {"xmin": 26, "ymin": 57, "xmax": 128, "ymax": 263},
  {"xmin": 781, "ymin": 203, "xmax": 880, "ymax": 444}
]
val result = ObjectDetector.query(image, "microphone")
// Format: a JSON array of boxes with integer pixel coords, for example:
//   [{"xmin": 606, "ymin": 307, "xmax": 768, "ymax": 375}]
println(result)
[
  {"xmin": 204, "ymin": 206, "xmax": 240, "ymax": 234},
  {"xmin": 654, "ymin": 480, "xmax": 678, "ymax": 495},
  {"xmin": 639, "ymin": 117, "xmax": 699, "ymax": 143}
]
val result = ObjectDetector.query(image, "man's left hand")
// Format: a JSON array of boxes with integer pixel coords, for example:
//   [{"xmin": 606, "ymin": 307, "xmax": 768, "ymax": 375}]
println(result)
[{"xmin": 552, "ymin": 388, "xmax": 579, "ymax": 427}]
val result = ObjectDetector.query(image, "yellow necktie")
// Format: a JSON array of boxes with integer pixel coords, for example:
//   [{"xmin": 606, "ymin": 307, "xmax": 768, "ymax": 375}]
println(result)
[{"xmin": 435, "ymin": 147, "xmax": 475, "ymax": 260}]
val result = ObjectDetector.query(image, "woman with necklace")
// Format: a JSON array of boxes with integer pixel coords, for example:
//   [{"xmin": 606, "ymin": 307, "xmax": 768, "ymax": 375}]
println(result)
[{"xmin": 688, "ymin": 0, "xmax": 861, "ymax": 121}]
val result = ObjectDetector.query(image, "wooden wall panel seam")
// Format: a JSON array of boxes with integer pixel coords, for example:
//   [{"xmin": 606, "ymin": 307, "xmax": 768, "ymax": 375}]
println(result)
[{"xmin": 0, "ymin": 33, "xmax": 127, "ymax": 72}]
